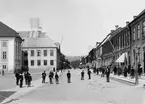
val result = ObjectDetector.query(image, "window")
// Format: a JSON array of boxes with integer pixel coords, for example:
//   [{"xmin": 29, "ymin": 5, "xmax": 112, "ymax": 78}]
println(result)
[
  {"xmin": 133, "ymin": 28, "xmax": 136, "ymax": 41},
  {"xmin": 37, "ymin": 50, "xmax": 41, "ymax": 56},
  {"xmin": 143, "ymin": 21, "xmax": 145, "ymax": 35},
  {"xmin": 44, "ymin": 50, "xmax": 47, "ymax": 56},
  {"xmin": 24, "ymin": 60, "xmax": 28, "ymax": 66},
  {"xmin": 31, "ymin": 50, "xmax": 34, "ymax": 56},
  {"xmin": 50, "ymin": 60, "xmax": 54, "ymax": 65},
  {"xmin": 2, "ymin": 65, "xmax": 6, "ymax": 69},
  {"xmin": 37, "ymin": 60, "xmax": 41, "ymax": 66},
  {"xmin": 50, "ymin": 50, "xmax": 54, "ymax": 56},
  {"xmin": 2, "ymin": 41, "xmax": 7, "ymax": 47},
  {"xmin": 2, "ymin": 52, "xmax": 7, "ymax": 59},
  {"xmin": 44, "ymin": 60, "xmax": 47, "ymax": 66},
  {"xmin": 31, "ymin": 60, "xmax": 34, "ymax": 66},
  {"xmin": 137, "ymin": 24, "xmax": 140, "ymax": 39}
]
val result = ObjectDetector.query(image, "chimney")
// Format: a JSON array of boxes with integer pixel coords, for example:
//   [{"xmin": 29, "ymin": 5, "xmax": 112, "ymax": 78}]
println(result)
[
  {"xmin": 111, "ymin": 30, "xmax": 114, "ymax": 33},
  {"xmin": 115, "ymin": 25, "xmax": 119, "ymax": 29},
  {"xmin": 126, "ymin": 21, "xmax": 130, "ymax": 26},
  {"xmin": 133, "ymin": 16, "xmax": 137, "ymax": 19},
  {"xmin": 38, "ymin": 27, "xmax": 42, "ymax": 37}
]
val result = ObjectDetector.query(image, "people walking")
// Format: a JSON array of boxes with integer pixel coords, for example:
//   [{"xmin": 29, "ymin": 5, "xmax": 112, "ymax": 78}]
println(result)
[
  {"xmin": 67, "ymin": 71, "xmax": 71, "ymax": 83},
  {"xmin": 27, "ymin": 73, "xmax": 32, "ymax": 87},
  {"xmin": 130, "ymin": 67, "xmax": 134, "ymax": 78},
  {"xmin": 106, "ymin": 66, "xmax": 110, "ymax": 82},
  {"xmin": 2, "ymin": 69, "xmax": 4, "ymax": 76},
  {"xmin": 55, "ymin": 72, "xmax": 59, "ymax": 84},
  {"xmin": 96, "ymin": 68, "xmax": 99, "ymax": 75},
  {"xmin": 24, "ymin": 72, "xmax": 29, "ymax": 85},
  {"xmin": 19, "ymin": 72, "xmax": 23, "ymax": 88},
  {"xmin": 42, "ymin": 71, "xmax": 46, "ymax": 83},
  {"xmin": 15, "ymin": 72, "xmax": 20, "ymax": 85},
  {"xmin": 101, "ymin": 67, "xmax": 105, "ymax": 77},
  {"xmin": 124, "ymin": 66, "xmax": 128, "ymax": 77},
  {"xmin": 49, "ymin": 71, "xmax": 53, "ymax": 84},
  {"xmin": 87, "ymin": 69, "xmax": 91, "ymax": 79},
  {"xmin": 138, "ymin": 65, "xmax": 143, "ymax": 76},
  {"xmin": 81, "ymin": 70, "xmax": 84, "ymax": 80}
]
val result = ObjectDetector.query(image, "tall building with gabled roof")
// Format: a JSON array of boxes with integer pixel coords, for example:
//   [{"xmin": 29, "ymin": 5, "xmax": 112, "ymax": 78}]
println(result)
[
  {"xmin": 0, "ymin": 21, "xmax": 23, "ymax": 73},
  {"xmin": 19, "ymin": 29, "xmax": 58, "ymax": 71}
]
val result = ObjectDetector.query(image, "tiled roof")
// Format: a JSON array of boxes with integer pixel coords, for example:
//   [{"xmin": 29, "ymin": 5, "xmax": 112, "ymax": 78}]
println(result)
[
  {"xmin": 0, "ymin": 21, "xmax": 18, "ymax": 36},
  {"xmin": 22, "ymin": 38, "xmax": 57, "ymax": 48},
  {"xmin": 19, "ymin": 31, "xmax": 57, "ymax": 48}
]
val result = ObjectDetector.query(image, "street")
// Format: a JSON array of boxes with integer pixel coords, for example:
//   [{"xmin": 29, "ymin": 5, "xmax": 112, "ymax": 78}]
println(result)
[{"xmin": 10, "ymin": 69, "xmax": 145, "ymax": 104}]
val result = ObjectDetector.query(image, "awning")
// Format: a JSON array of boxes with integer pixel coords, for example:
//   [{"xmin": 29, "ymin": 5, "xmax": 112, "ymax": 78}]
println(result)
[{"xmin": 115, "ymin": 52, "xmax": 128, "ymax": 63}]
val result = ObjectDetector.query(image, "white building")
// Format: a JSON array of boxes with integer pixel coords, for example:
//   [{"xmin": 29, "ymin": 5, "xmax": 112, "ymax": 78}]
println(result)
[
  {"xmin": 19, "ymin": 30, "xmax": 57, "ymax": 71},
  {"xmin": 0, "ymin": 21, "xmax": 23, "ymax": 73}
]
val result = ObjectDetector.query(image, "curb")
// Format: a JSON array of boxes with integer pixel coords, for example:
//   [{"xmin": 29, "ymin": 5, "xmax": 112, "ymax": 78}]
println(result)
[
  {"xmin": 1, "ymin": 72, "xmax": 63, "ymax": 104},
  {"xmin": 110, "ymin": 76, "xmax": 135, "ymax": 86}
]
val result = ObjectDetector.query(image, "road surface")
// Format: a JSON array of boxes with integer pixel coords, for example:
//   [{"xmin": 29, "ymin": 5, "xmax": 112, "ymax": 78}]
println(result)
[{"xmin": 9, "ymin": 69, "xmax": 145, "ymax": 104}]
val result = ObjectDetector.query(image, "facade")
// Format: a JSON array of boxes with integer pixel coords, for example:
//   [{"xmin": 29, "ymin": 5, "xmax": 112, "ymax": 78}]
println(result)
[
  {"xmin": 0, "ymin": 21, "xmax": 23, "ymax": 73},
  {"xmin": 129, "ymin": 9, "xmax": 145, "ymax": 73},
  {"xmin": 95, "ymin": 45, "xmax": 102, "ymax": 68},
  {"xmin": 19, "ymin": 30, "xmax": 58, "ymax": 71},
  {"xmin": 110, "ymin": 26, "xmax": 131, "ymax": 67}
]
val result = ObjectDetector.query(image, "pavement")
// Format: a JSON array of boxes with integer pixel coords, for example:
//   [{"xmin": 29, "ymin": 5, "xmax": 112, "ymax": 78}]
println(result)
[
  {"xmin": 2, "ymin": 69, "xmax": 145, "ymax": 104},
  {"xmin": 110, "ymin": 73, "xmax": 145, "ymax": 87},
  {"xmin": 0, "ymin": 71, "xmax": 62, "ymax": 104}
]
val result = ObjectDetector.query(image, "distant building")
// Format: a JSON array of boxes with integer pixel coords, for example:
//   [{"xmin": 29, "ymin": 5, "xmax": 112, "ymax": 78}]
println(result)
[
  {"xmin": 0, "ymin": 21, "xmax": 23, "ymax": 73},
  {"xmin": 19, "ymin": 30, "xmax": 58, "ymax": 71}
]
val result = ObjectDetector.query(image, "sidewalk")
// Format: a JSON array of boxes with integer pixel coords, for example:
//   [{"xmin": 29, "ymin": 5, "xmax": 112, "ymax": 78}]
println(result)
[
  {"xmin": 110, "ymin": 74, "xmax": 145, "ymax": 87},
  {"xmin": 1, "ymin": 71, "xmax": 63, "ymax": 104}
]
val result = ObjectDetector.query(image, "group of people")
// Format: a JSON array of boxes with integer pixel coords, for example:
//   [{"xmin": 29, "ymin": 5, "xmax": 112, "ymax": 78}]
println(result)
[
  {"xmin": 112, "ymin": 63, "xmax": 144, "ymax": 78},
  {"xmin": 41, "ymin": 70, "xmax": 71, "ymax": 84},
  {"xmin": 15, "ymin": 71, "xmax": 32, "ymax": 88},
  {"xmin": 0, "ymin": 69, "xmax": 5, "ymax": 76}
]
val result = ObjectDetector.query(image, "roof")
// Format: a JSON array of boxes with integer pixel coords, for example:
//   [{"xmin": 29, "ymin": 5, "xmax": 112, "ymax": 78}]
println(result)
[
  {"xmin": 0, "ymin": 21, "xmax": 18, "ymax": 36},
  {"xmin": 22, "ymin": 38, "xmax": 57, "ymax": 48},
  {"xmin": 19, "ymin": 31, "xmax": 57, "ymax": 48},
  {"xmin": 129, "ymin": 9, "xmax": 145, "ymax": 25}
]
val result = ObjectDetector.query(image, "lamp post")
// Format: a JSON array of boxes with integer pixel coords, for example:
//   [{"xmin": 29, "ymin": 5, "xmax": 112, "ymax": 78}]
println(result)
[{"xmin": 135, "ymin": 46, "xmax": 140, "ymax": 85}]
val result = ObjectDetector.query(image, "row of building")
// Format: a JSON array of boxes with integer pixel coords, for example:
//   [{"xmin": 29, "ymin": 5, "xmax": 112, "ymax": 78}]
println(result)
[
  {"xmin": 0, "ymin": 19, "xmax": 66, "ymax": 73},
  {"xmin": 85, "ymin": 9, "xmax": 145, "ymax": 73}
]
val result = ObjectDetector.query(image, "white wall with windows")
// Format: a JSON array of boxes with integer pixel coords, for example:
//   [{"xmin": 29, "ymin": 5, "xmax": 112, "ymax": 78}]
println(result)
[
  {"xmin": 0, "ymin": 37, "xmax": 22, "ymax": 72},
  {"xmin": 23, "ymin": 47, "xmax": 57, "ymax": 70}
]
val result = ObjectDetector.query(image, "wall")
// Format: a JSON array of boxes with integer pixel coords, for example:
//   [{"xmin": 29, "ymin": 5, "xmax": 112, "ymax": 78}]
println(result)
[
  {"xmin": 23, "ymin": 47, "xmax": 57, "ymax": 71},
  {"xmin": 0, "ymin": 37, "xmax": 15, "ymax": 72}
]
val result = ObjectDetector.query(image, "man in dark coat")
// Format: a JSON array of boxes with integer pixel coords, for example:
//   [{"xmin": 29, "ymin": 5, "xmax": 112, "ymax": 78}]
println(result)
[
  {"xmin": 19, "ymin": 73, "xmax": 23, "ymax": 88},
  {"xmin": 96, "ymin": 68, "xmax": 99, "ymax": 75},
  {"xmin": 27, "ymin": 73, "xmax": 32, "ymax": 87},
  {"xmin": 24, "ymin": 72, "xmax": 28, "ymax": 85},
  {"xmin": 67, "ymin": 71, "xmax": 71, "ymax": 83},
  {"xmin": 42, "ymin": 71, "xmax": 46, "ymax": 83},
  {"xmin": 55, "ymin": 72, "xmax": 59, "ymax": 84},
  {"xmin": 81, "ymin": 70, "xmax": 84, "ymax": 80},
  {"xmin": 106, "ymin": 66, "xmax": 110, "ymax": 82},
  {"xmin": 49, "ymin": 71, "xmax": 53, "ymax": 84},
  {"xmin": 87, "ymin": 69, "xmax": 91, "ymax": 79},
  {"xmin": 130, "ymin": 67, "xmax": 134, "ymax": 78},
  {"xmin": 15, "ymin": 73, "xmax": 20, "ymax": 85}
]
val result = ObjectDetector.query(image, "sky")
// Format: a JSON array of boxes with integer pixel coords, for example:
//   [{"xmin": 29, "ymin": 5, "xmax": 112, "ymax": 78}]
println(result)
[{"xmin": 0, "ymin": 0, "xmax": 145, "ymax": 56}]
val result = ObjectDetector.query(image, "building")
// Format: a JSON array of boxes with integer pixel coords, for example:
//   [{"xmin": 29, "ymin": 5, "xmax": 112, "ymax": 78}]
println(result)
[
  {"xmin": 129, "ymin": 9, "xmax": 145, "ymax": 73},
  {"xmin": 0, "ymin": 21, "xmax": 23, "ymax": 73},
  {"xmin": 19, "ymin": 31, "xmax": 58, "ymax": 71}
]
